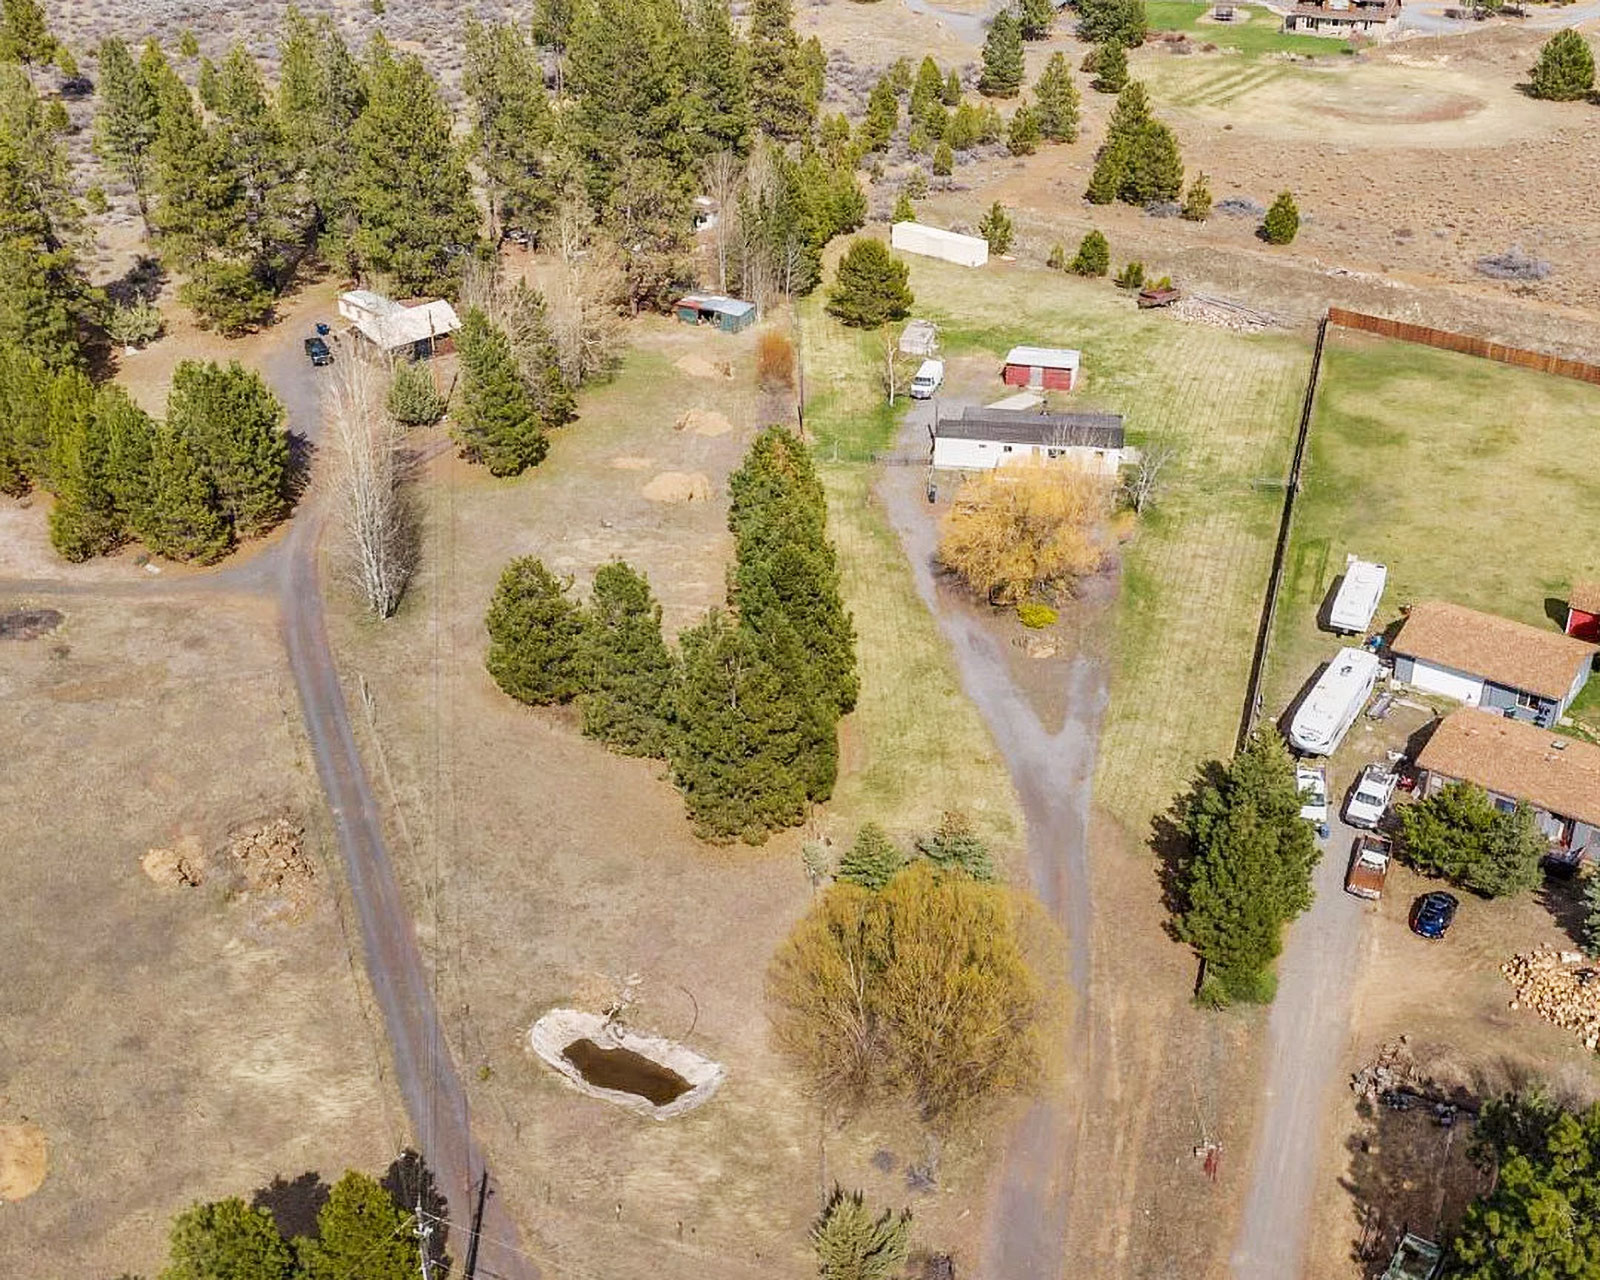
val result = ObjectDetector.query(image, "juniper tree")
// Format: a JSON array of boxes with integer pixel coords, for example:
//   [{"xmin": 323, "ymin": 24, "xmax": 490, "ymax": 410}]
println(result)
[
  {"xmin": 1007, "ymin": 100, "xmax": 1041, "ymax": 155},
  {"xmin": 943, "ymin": 68, "xmax": 962, "ymax": 104},
  {"xmin": 484, "ymin": 557, "xmax": 590, "ymax": 705},
  {"xmin": 1033, "ymin": 52, "xmax": 1080, "ymax": 141},
  {"xmin": 581, "ymin": 560, "xmax": 677, "ymax": 757},
  {"xmin": 978, "ymin": 201, "xmax": 1014, "ymax": 254},
  {"xmin": 1529, "ymin": 29, "xmax": 1594, "ymax": 101},
  {"xmin": 349, "ymin": 39, "xmax": 480, "ymax": 294},
  {"xmin": 386, "ymin": 360, "xmax": 446, "ymax": 425},
  {"xmin": 933, "ymin": 140, "xmax": 953, "ymax": 175},
  {"xmin": 96, "ymin": 382, "xmax": 158, "ymax": 523},
  {"xmin": 811, "ymin": 1188, "xmax": 913, "ymax": 1280},
  {"xmin": 1181, "ymin": 170, "xmax": 1212, "ymax": 221},
  {"xmin": 1397, "ymin": 781, "xmax": 1543, "ymax": 898},
  {"xmin": 837, "ymin": 823, "xmax": 905, "ymax": 890},
  {"xmin": 131, "ymin": 423, "xmax": 232, "ymax": 562},
  {"xmin": 911, "ymin": 55, "xmax": 944, "ymax": 123},
  {"xmin": 858, "ymin": 75, "xmax": 898, "ymax": 153},
  {"xmin": 166, "ymin": 360, "xmax": 289, "ymax": 537},
  {"xmin": 825, "ymin": 238, "xmax": 913, "ymax": 328},
  {"xmin": 453, "ymin": 307, "xmax": 548, "ymax": 476},
  {"xmin": 463, "ymin": 19, "xmax": 555, "ymax": 239},
  {"xmin": 747, "ymin": 0, "xmax": 812, "ymax": 140},
  {"xmin": 93, "ymin": 37, "xmax": 160, "ymax": 227},
  {"xmin": 297, "ymin": 1172, "xmax": 414, "ymax": 1280},
  {"xmin": 979, "ymin": 10, "xmax": 1025, "ymax": 98},
  {"xmin": 1019, "ymin": 0, "xmax": 1056, "ymax": 39},
  {"xmin": 1262, "ymin": 189, "xmax": 1299, "ymax": 244},
  {"xmin": 46, "ymin": 368, "xmax": 125, "ymax": 561}
]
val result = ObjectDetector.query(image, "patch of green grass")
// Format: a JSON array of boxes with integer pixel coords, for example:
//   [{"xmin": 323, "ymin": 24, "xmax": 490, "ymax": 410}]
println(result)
[
  {"xmin": 1146, "ymin": 0, "xmax": 1349, "ymax": 59},
  {"xmin": 1264, "ymin": 330, "xmax": 1600, "ymax": 716}
]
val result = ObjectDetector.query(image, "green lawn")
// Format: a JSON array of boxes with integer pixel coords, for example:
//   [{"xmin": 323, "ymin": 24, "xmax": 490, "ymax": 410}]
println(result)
[
  {"xmin": 1263, "ymin": 330, "xmax": 1600, "ymax": 717},
  {"xmin": 802, "ymin": 253, "xmax": 1310, "ymax": 839},
  {"xmin": 1146, "ymin": 0, "xmax": 1350, "ymax": 58}
]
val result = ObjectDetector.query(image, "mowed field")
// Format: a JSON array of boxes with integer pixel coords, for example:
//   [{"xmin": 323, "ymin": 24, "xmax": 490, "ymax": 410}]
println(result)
[
  {"xmin": 320, "ymin": 310, "xmax": 1026, "ymax": 1279},
  {"xmin": 0, "ymin": 591, "xmax": 398, "ymax": 1279},
  {"xmin": 1264, "ymin": 329, "xmax": 1600, "ymax": 717}
]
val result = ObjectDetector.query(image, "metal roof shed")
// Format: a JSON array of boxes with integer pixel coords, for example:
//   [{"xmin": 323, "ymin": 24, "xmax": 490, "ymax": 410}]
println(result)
[
  {"xmin": 1003, "ymin": 346, "xmax": 1082, "ymax": 391},
  {"xmin": 675, "ymin": 294, "xmax": 757, "ymax": 333}
]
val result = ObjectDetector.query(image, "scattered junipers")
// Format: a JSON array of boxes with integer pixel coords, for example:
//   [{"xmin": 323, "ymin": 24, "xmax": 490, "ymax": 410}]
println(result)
[
  {"xmin": 1261, "ymin": 190, "xmax": 1300, "ymax": 244},
  {"xmin": 826, "ymin": 238, "xmax": 914, "ymax": 329},
  {"xmin": 1397, "ymin": 781, "xmax": 1545, "ymax": 898},
  {"xmin": 1087, "ymin": 81, "xmax": 1183, "ymax": 206},
  {"xmin": 1528, "ymin": 30, "xmax": 1594, "ymax": 101},
  {"xmin": 483, "ymin": 427, "xmax": 854, "ymax": 843},
  {"xmin": 1170, "ymin": 728, "xmax": 1321, "ymax": 1006}
]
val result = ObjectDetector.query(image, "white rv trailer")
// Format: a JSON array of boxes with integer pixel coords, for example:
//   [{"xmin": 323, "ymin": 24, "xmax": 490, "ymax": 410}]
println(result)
[
  {"xmin": 890, "ymin": 221, "xmax": 990, "ymax": 268},
  {"xmin": 1329, "ymin": 555, "xmax": 1388, "ymax": 635},
  {"xmin": 1288, "ymin": 647, "xmax": 1381, "ymax": 756}
]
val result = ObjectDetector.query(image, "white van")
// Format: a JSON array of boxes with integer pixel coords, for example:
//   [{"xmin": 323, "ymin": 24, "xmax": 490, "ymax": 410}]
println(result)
[
  {"xmin": 909, "ymin": 358, "xmax": 944, "ymax": 400},
  {"xmin": 1288, "ymin": 647, "xmax": 1381, "ymax": 756}
]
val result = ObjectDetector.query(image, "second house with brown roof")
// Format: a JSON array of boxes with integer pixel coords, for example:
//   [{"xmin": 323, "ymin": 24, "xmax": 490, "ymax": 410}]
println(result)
[{"xmin": 1390, "ymin": 601, "xmax": 1596, "ymax": 729}]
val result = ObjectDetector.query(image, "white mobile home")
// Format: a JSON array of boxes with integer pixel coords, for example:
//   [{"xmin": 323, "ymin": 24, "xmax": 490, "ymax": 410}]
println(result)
[
  {"xmin": 890, "ymin": 221, "xmax": 989, "ymax": 268},
  {"xmin": 931, "ymin": 407, "xmax": 1126, "ymax": 474},
  {"xmin": 1329, "ymin": 555, "xmax": 1388, "ymax": 634},
  {"xmin": 1288, "ymin": 647, "xmax": 1381, "ymax": 756}
]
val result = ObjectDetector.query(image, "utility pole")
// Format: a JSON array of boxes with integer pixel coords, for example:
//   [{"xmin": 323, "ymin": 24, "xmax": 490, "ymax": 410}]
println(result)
[{"xmin": 416, "ymin": 1192, "xmax": 435, "ymax": 1280}]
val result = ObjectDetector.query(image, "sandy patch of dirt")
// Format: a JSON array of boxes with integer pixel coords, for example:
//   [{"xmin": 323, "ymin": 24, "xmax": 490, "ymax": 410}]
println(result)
[
  {"xmin": 0, "ymin": 1124, "xmax": 47, "ymax": 1202},
  {"xmin": 141, "ymin": 835, "xmax": 206, "ymax": 888},
  {"xmin": 641, "ymin": 471, "xmax": 713, "ymax": 503},
  {"xmin": 610, "ymin": 455, "xmax": 655, "ymax": 470},
  {"xmin": 674, "ymin": 354, "xmax": 733, "ymax": 380},
  {"xmin": 676, "ymin": 408, "xmax": 734, "ymax": 436}
]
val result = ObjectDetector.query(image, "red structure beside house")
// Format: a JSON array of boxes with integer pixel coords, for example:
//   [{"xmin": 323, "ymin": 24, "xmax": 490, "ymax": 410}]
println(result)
[
  {"xmin": 1567, "ymin": 581, "xmax": 1600, "ymax": 642},
  {"xmin": 1001, "ymin": 345, "xmax": 1080, "ymax": 391}
]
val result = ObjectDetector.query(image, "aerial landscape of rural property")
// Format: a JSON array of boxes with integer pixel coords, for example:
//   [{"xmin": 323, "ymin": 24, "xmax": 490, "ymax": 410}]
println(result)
[{"xmin": 4, "ymin": 0, "xmax": 1600, "ymax": 1275}]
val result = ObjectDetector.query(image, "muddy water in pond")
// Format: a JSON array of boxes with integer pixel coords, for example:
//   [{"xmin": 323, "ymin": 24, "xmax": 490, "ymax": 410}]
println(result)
[{"xmin": 561, "ymin": 1038, "xmax": 693, "ymax": 1107}]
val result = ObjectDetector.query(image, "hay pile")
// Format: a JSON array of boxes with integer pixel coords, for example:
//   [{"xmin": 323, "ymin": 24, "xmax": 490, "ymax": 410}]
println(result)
[
  {"xmin": 674, "ymin": 354, "xmax": 733, "ymax": 380},
  {"xmin": 1503, "ymin": 946, "xmax": 1600, "ymax": 1050},
  {"xmin": 0, "ymin": 1122, "xmax": 47, "ymax": 1201},
  {"xmin": 641, "ymin": 471, "xmax": 712, "ymax": 503},
  {"xmin": 142, "ymin": 835, "xmax": 205, "ymax": 887},
  {"xmin": 675, "ymin": 408, "xmax": 733, "ymax": 436},
  {"xmin": 228, "ymin": 817, "xmax": 316, "ymax": 920}
]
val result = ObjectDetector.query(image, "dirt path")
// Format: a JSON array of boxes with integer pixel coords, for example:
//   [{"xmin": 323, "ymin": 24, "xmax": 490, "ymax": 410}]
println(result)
[
  {"xmin": 877, "ymin": 405, "xmax": 1107, "ymax": 1280},
  {"xmin": 1230, "ymin": 812, "xmax": 1367, "ymax": 1280}
]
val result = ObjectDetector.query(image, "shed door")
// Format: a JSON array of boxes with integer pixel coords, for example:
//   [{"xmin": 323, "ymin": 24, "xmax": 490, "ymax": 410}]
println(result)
[{"xmin": 1028, "ymin": 365, "xmax": 1043, "ymax": 390}]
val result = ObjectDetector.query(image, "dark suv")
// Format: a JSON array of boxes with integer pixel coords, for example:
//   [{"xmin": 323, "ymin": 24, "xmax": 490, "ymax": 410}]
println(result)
[{"xmin": 304, "ymin": 336, "xmax": 333, "ymax": 367}]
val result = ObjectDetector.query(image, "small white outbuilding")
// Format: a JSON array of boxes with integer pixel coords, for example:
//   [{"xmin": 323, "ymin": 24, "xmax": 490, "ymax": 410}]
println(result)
[
  {"xmin": 890, "ymin": 221, "xmax": 989, "ymax": 268},
  {"xmin": 338, "ymin": 290, "xmax": 462, "ymax": 359}
]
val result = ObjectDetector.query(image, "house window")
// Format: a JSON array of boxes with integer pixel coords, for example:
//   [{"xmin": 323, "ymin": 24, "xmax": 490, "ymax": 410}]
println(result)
[
  {"xmin": 1491, "ymin": 794, "xmax": 1516, "ymax": 814},
  {"xmin": 1515, "ymin": 689, "xmax": 1540, "ymax": 711},
  {"xmin": 1002, "ymin": 445, "xmax": 1014, "ymax": 453}
]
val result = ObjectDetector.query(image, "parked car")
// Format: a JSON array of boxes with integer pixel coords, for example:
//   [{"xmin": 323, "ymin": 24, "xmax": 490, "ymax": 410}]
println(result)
[
  {"xmin": 909, "ymin": 358, "xmax": 945, "ymax": 400},
  {"xmin": 1296, "ymin": 763, "xmax": 1329, "ymax": 825},
  {"xmin": 1344, "ymin": 762, "xmax": 1399, "ymax": 829},
  {"xmin": 304, "ymin": 335, "xmax": 333, "ymax": 367},
  {"xmin": 1409, "ymin": 891, "xmax": 1459, "ymax": 939},
  {"xmin": 1344, "ymin": 833, "xmax": 1391, "ymax": 900}
]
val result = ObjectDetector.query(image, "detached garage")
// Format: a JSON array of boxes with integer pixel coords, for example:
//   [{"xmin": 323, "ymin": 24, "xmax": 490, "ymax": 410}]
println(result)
[{"xmin": 1002, "ymin": 346, "xmax": 1081, "ymax": 391}]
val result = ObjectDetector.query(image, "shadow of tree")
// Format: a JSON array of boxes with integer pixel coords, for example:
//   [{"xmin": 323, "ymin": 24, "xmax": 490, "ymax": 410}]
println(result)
[
  {"xmin": 1150, "ymin": 760, "xmax": 1225, "ymax": 951},
  {"xmin": 1537, "ymin": 873, "xmax": 1591, "ymax": 951},
  {"xmin": 251, "ymin": 1170, "xmax": 330, "ymax": 1241},
  {"xmin": 383, "ymin": 1149, "xmax": 451, "ymax": 1276}
]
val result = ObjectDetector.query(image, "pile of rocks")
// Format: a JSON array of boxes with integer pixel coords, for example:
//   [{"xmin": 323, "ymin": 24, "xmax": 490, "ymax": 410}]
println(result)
[
  {"xmin": 1172, "ymin": 294, "xmax": 1277, "ymax": 333},
  {"xmin": 1503, "ymin": 946, "xmax": 1600, "ymax": 1051},
  {"xmin": 1350, "ymin": 1036, "xmax": 1427, "ymax": 1100},
  {"xmin": 228, "ymin": 817, "xmax": 315, "ymax": 914}
]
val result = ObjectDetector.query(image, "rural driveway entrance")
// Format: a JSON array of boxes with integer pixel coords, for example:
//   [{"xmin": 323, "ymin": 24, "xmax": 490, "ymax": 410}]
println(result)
[
  {"xmin": 1231, "ymin": 808, "xmax": 1369, "ymax": 1280},
  {"xmin": 878, "ymin": 403, "xmax": 1107, "ymax": 1280}
]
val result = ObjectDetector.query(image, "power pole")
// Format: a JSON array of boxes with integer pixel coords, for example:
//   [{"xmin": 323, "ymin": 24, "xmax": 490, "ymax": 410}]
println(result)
[{"xmin": 416, "ymin": 1193, "xmax": 435, "ymax": 1280}]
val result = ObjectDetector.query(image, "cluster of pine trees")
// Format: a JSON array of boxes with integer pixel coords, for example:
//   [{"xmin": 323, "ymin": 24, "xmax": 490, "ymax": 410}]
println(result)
[
  {"xmin": 484, "ymin": 426, "xmax": 855, "ymax": 842},
  {"xmin": 835, "ymin": 812, "xmax": 998, "ymax": 889},
  {"xmin": 0, "ymin": 353, "xmax": 288, "ymax": 562},
  {"xmin": 1086, "ymin": 81, "xmax": 1185, "ymax": 206}
]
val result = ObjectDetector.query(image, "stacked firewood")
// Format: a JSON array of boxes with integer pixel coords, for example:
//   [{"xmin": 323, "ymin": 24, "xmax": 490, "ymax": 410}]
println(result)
[{"xmin": 1503, "ymin": 946, "xmax": 1600, "ymax": 1051}]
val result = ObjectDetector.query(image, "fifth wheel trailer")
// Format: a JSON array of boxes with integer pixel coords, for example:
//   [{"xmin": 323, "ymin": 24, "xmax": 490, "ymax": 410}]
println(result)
[
  {"xmin": 1329, "ymin": 555, "xmax": 1388, "ymax": 634},
  {"xmin": 1288, "ymin": 647, "xmax": 1381, "ymax": 756},
  {"xmin": 890, "ymin": 221, "xmax": 989, "ymax": 267}
]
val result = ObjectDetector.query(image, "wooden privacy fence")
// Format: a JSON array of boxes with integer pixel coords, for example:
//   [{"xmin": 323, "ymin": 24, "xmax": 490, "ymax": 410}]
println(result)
[{"xmin": 1327, "ymin": 307, "xmax": 1600, "ymax": 386}]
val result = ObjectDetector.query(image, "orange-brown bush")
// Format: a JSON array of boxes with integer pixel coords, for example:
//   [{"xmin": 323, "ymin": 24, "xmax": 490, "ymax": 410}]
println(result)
[
  {"xmin": 756, "ymin": 329, "xmax": 795, "ymax": 389},
  {"xmin": 937, "ymin": 460, "xmax": 1111, "ymax": 605}
]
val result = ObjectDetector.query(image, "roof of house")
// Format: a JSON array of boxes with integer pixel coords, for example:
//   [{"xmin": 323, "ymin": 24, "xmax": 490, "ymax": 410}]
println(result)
[
  {"xmin": 1569, "ymin": 581, "xmax": 1600, "ymax": 615},
  {"xmin": 1416, "ymin": 708, "xmax": 1600, "ymax": 827},
  {"xmin": 676, "ymin": 294, "xmax": 756, "ymax": 317},
  {"xmin": 1392, "ymin": 601, "xmax": 1596, "ymax": 701},
  {"xmin": 352, "ymin": 298, "xmax": 462, "ymax": 350},
  {"xmin": 1004, "ymin": 345, "xmax": 1081, "ymax": 371},
  {"xmin": 340, "ymin": 288, "xmax": 397, "ymax": 316},
  {"xmin": 937, "ymin": 407, "xmax": 1125, "ymax": 449}
]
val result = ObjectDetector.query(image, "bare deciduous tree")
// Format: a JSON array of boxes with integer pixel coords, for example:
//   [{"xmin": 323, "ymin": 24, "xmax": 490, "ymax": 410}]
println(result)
[
  {"xmin": 325, "ymin": 355, "xmax": 415, "ymax": 618},
  {"xmin": 879, "ymin": 323, "xmax": 904, "ymax": 405},
  {"xmin": 1124, "ymin": 440, "xmax": 1177, "ymax": 514},
  {"xmin": 546, "ymin": 245, "xmax": 626, "ymax": 387},
  {"xmin": 699, "ymin": 150, "xmax": 743, "ymax": 293}
]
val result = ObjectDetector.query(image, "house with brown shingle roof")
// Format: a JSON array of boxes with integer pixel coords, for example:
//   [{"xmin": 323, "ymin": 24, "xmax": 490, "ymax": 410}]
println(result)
[
  {"xmin": 1390, "ymin": 601, "xmax": 1595, "ymax": 729},
  {"xmin": 1282, "ymin": 0, "xmax": 1401, "ymax": 37},
  {"xmin": 1416, "ymin": 709, "xmax": 1600, "ymax": 864}
]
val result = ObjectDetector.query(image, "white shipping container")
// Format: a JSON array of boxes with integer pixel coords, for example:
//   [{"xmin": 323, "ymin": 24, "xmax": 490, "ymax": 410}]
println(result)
[{"xmin": 890, "ymin": 221, "xmax": 990, "ymax": 268}]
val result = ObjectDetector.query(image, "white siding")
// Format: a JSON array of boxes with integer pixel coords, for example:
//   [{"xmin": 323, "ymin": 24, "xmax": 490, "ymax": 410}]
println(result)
[
  {"xmin": 891, "ymin": 221, "xmax": 990, "ymax": 267},
  {"xmin": 1408, "ymin": 659, "xmax": 1485, "ymax": 706},
  {"xmin": 931, "ymin": 437, "xmax": 1123, "ymax": 474}
]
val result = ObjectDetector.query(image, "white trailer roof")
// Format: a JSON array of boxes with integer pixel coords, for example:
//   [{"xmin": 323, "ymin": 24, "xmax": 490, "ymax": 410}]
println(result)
[
  {"xmin": 353, "ymin": 299, "xmax": 462, "ymax": 350},
  {"xmin": 1330, "ymin": 556, "xmax": 1388, "ymax": 633},
  {"xmin": 1289, "ymin": 647, "xmax": 1380, "ymax": 754},
  {"xmin": 1004, "ymin": 346, "xmax": 1081, "ymax": 371}
]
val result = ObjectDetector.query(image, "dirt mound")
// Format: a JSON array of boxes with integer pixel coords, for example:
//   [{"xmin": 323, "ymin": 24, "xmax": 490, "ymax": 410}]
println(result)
[
  {"xmin": 0, "ymin": 1122, "xmax": 47, "ymax": 1201},
  {"xmin": 674, "ymin": 354, "xmax": 733, "ymax": 380},
  {"xmin": 675, "ymin": 409, "xmax": 733, "ymax": 437},
  {"xmin": 0, "ymin": 608, "xmax": 63, "ymax": 641},
  {"xmin": 142, "ymin": 834, "xmax": 206, "ymax": 887},
  {"xmin": 641, "ymin": 471, "xmax": 712, "ymax": 504},
  {"xmin": 228, "ymin": 817, "xmax": 316, "ymax": 921},
  {"xmin": 610, "ymin": 455, "xmax": 655, "ymax": 470}
]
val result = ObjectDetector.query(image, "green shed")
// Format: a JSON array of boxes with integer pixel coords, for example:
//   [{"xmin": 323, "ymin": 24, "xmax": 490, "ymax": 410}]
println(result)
[{"xmin": 674, "ymin": 294, "xmax": 758, "ymax": 333}]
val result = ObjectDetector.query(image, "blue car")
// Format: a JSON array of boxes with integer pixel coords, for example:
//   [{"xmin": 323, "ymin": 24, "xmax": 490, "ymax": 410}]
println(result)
[{"xmin": 1410, "ymin": 892, "xmax": 1459, "ymax": 940}]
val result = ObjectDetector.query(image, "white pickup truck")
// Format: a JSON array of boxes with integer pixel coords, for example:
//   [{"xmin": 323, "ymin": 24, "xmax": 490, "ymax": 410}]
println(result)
[
  {"xmin": 1297, "ymin": 764, "xmax": 1329, "ymax": 825},
  {"xmin": 1344, "ymin": 762, "xmax": 1399, "ymax": 830}
]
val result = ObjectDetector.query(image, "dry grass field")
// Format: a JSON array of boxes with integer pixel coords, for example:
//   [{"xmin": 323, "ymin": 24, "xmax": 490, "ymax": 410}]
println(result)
[{"xmin": 0, "ymin": 591, "xmax": 398, "ymax": 1279}]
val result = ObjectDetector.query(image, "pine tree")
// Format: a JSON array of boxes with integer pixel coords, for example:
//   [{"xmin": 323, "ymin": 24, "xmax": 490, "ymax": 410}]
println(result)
[
  {"xmin": 93, "ymin": 37, "xmax": 160, "ymax": 227},
  {"xmin": 978, "ymin": 201, "xmax": 1014, "ymax": 254},
  {"xmin": 1007, "ymin": 100, "xmax": 1040, "ymax": 155},
  {"xmin": 1078, "ymin": 0, "xmax": 1147, "ymax": 47},
  {"xmin": 826, "ymin": 237, "xmax": 913, "ymax": 329},
  {"xmin": 891, "ymin": 189, "xmax": 915, "ymax": 223},
  {"xmin": 46, "ymin": 367, "xmax": 125, "ymax": 560},
  {"xmin": 214, "ymin": 45, "xmax": 299, "ymax": 274},
  {"xmin": 484, "ymin": 557, "xmax": 589, "ymax": 705},
  {"xmin": 932, "ymin": 140, "xmax": 953, "ymax": 176},
  {"xmin": 1121, "ymin": 118, "xmax": 1183, "ymax": 202},
  {"xmin": 1529, "ymin": 29, "xmax": 1595, "ymax": 101},
  {"xmin": 858, "ymin": 75, "xmax": 898, "ymax": 153},
  {"xmin": 165, "ymin": 360, "xmax": 288, "ymax": 536},
  {"xmin": 672, "ymin": 609, "xmax": 812, "ymax": 842},
  {"xmin": 453, "ymin": 307, "xmax": 548, "ymax": 476},
  {"xmin": 276, "ymin": 7, "xmax": 366, "ymax": 265},
  {"xmin": 1091, "ymin": 39, "xmax": 1128, "ymax": 93},
  {"xmin": 911, "ymin": 56, "xmax": 944, "ymax": 124},
  {"xmin": 943, "ymin": 68, "xmax": 962, "ymax": 105},
  {"xmin": 132, "ymin": 425, "xmax": 230, "ymax": 562},
  {"xmin": 811, "ymin": 1188, "xmax": 913, "ymax": 1280},
  {"xmin": 581, "ymin": 560, "xmax": 677, "ymax": 757},
  {"xmin": 148, "ymin": 66, "xmax": 247, "ymax": 271},
  {"xmin": 688, "ymin": 0, "xmax": 751, "ymax": 157},
  {"xmin": 0, "ymin": 341, "xmax": 53, "ymax": 487},
  {"xmin": 979, "ymin": 10, "xmax": 1025, "ymax": 98},
  {"xmin": 1181, "ymin": 170, "xmax": 1212, "ymax": 221},
  {"xmin": 1019, "ymin": 0, "xmax": 1056, "ymax": 39},
  {"xmin": 837, "ymin": 822, "xmax": 905, "ymax": 890},
  {"xmin": 464, "ymin": 20, "xmax": 555, "ymax": 239},
  {"xmin": 178, "ymin": 29, "xmax": 199, "ymax": 59},
  {"xmin": 1068, "ymin": 228, "xmax": 1110, "ymax": 275},
  {"xmin": 1262, "ymin": 189, "xmax": 1299, "ymax": 244},
  {"xmin": 1033, "ymin": 52, "xmax": 1080, "ymax": 142},
  {"xmin": 159, "ymin": 1198, "xmax": 295, "ymax": 1280},
  {"xmin": 0, "ymin": 0, "xmax": 55, "ymax": 83},
  {"xmin": 297, "ymin": 1172, "xmax": 414, "ymax": 1280},
  {"xmin": 799, "ymin": 36, "xmax": 827, "ymax": 118},
  {"xmin": 96, "ymin": 382, "xmax": 158, "ymax": 522},
  {"xmin": 915, "ymin": 811, "xmax": 997, "ymax": 881},
  {"xmin": 386, "ymin": 360, "xmax": 446, "ymax": 426},
  {"xmin": 747, "ymin": 0, "xmax": 812, "ymax": 140},
  {"xmin": 349, "ymin": 39, "xmax": 480, "ymax": 294}
]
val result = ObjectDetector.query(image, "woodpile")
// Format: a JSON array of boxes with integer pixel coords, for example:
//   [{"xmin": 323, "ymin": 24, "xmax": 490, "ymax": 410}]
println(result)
[
  {"xmin": 1350, "ymin": 1036, "xmax": 1426, "ymax": 1099},
  {"xmin": 1502, "ymin": 946, "xmax": 1600, "ymax": 1051}
]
